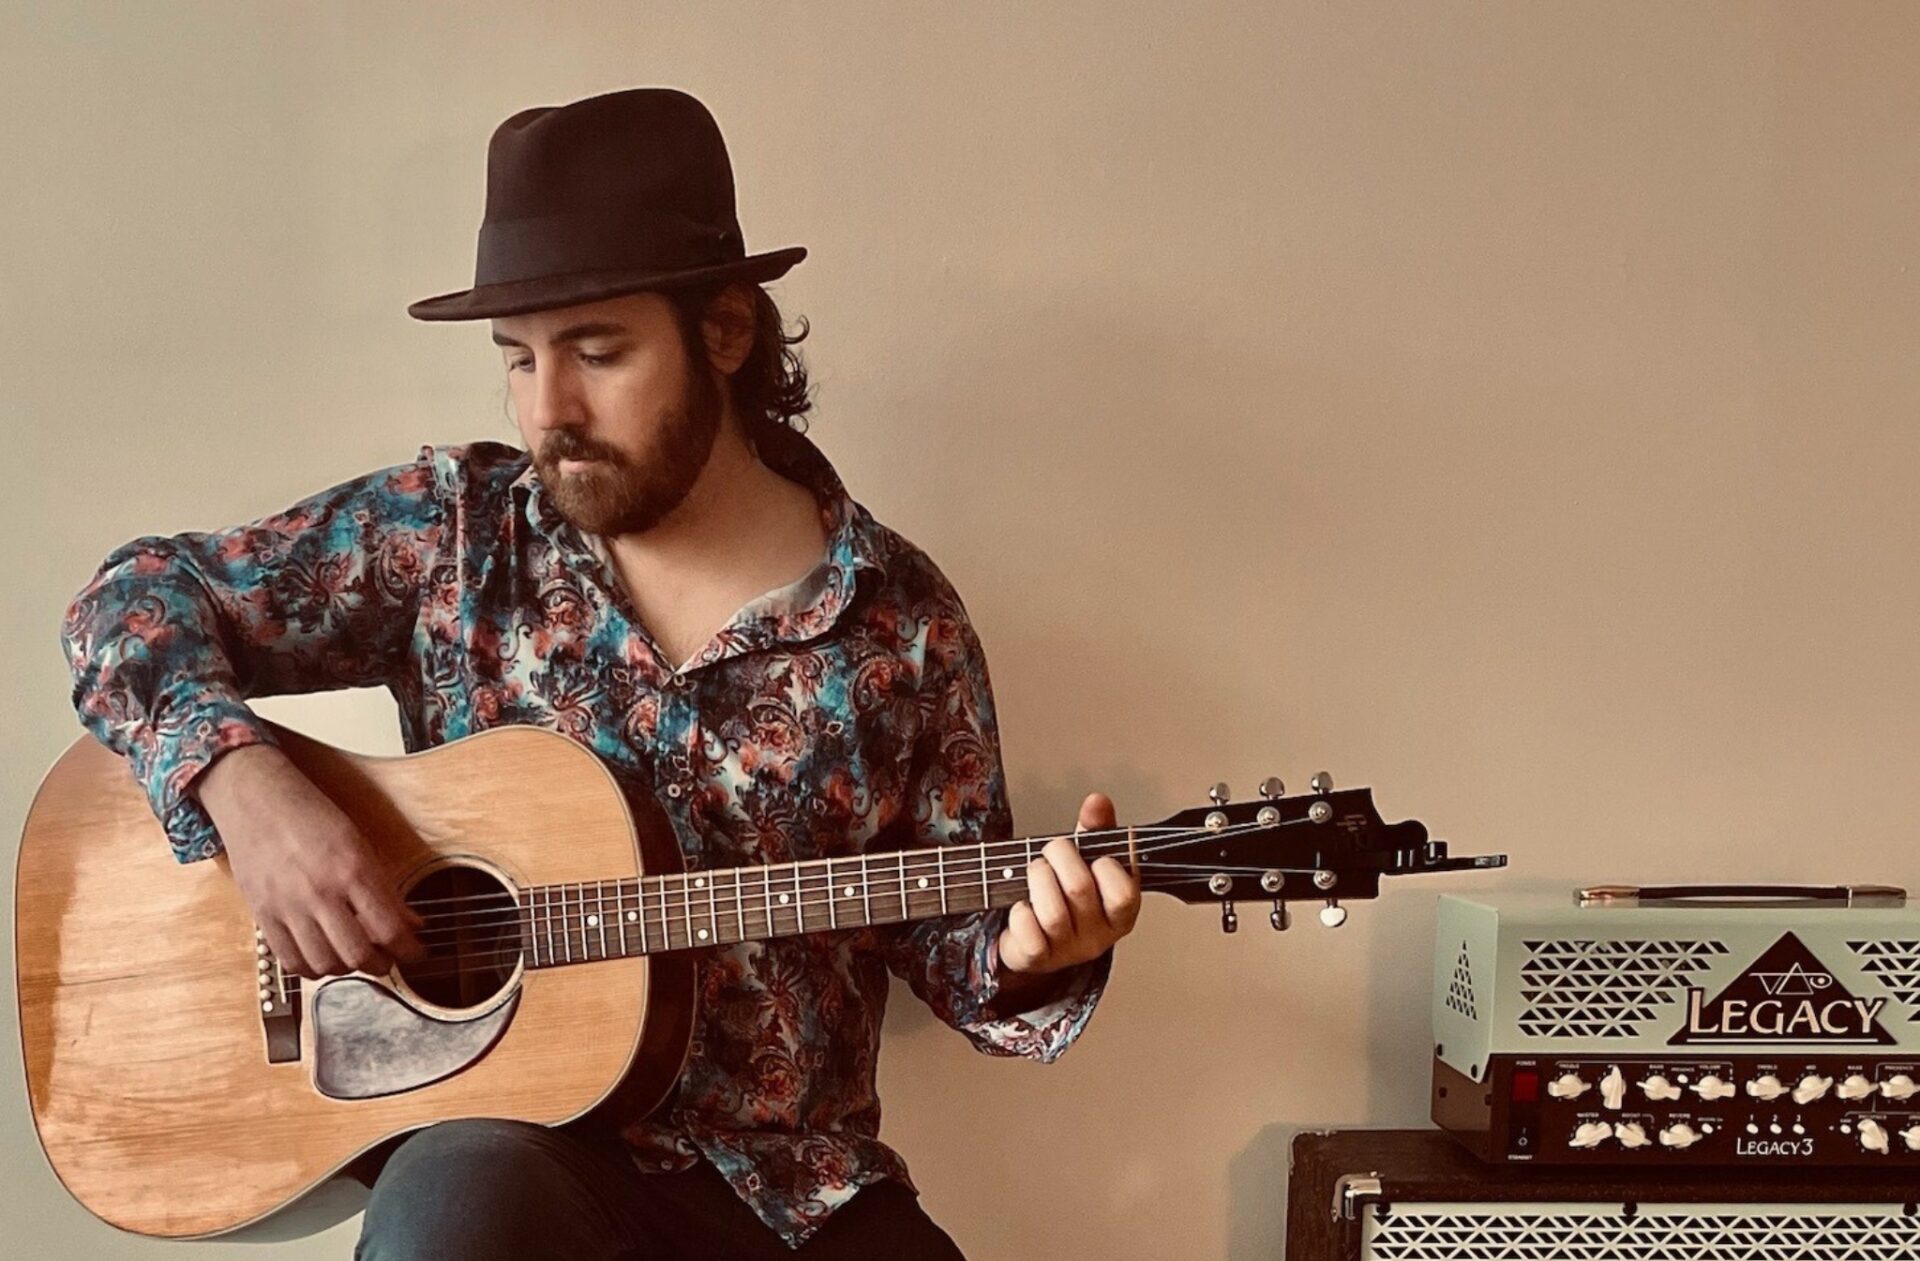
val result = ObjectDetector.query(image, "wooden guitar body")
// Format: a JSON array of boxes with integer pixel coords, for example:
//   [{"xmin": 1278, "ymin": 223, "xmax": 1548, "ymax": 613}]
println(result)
[{"xmin": 14, "ymin": 722, "xmax": 694, "ymax": 1240}]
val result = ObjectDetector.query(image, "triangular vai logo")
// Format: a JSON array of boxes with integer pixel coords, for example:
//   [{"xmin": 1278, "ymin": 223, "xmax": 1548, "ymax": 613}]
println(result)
[{"xmin": 1669, "ymin": 931, "xmax": 1894, "ymax": 1045}]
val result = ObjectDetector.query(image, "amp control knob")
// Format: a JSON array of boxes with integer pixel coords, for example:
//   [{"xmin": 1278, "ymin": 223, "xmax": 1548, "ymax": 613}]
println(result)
[
  {"xmin": 1615, "ymin": 1121, "xmax": 1650, "ymax": 1149},
  {"xmin": 1881, "ymin": 1074, "xmax": 1919, "ymax": 1101},
  {"xmin": 1547, "ymin": 1072, "xmax": 1590, "ymax": 1100},
  {"xmin": 1792, "ymin": 1074, "xmax": 1833, "ymax": 1105},
  {"xmin": 1658, "ymin": 1122, "xmax": 1703, "ymax": 1149},
  {"xmin": 1745, "ymin": 1074, "xmax": 1787, "ymax": 1102},
  {"xmin": 1858, "ymin": 1118, "xmax": 1889, "ymax": 1154},
  {"xmin": 1837, "ymin": 1074, "xmax": 1878, "ymax": 1101},
  {"xmin": 1639, "ymin": 1073, "xmax": 1682, "ymax": 1102},
  {"xmin": 1901, "ymin": 1124, "xmax": 1920, "ymax": 1152},
  {"xmin": 1600, "ymin": 1065, "xmax": 1627, "ymax": 1110},
  {"xmin": 1690, "ymin": 1074, "xmax": 1736, "ymax": 1101},
  {"xmin": 1569, "ymin": 1121, "xmax": 1612, "ymax": 1149}
]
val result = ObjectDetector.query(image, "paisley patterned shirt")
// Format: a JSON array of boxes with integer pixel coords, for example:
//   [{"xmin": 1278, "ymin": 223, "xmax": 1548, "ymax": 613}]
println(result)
[{"xmin": 61, "ymin": 426, "xmax": 1111, "ymax": 1248}]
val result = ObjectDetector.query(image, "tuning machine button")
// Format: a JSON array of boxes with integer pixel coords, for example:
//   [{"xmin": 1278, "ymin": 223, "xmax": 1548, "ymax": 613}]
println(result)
[
  {"xmin": 1745, "ymin": 1074, "xmax": 1787, "ymax": 1102},
  {"xmin": 1269, "ymin": 900, "xmax": 1290, "ymax": 931},
  {"xmin": 1858, "ymin": 1118, "xmax": 1890, "ymax": 1154},
  {"xmin": 1880, "ymin": 1073, "xmax": 1918, "ymax": 1101},
  {"xmin": 1689, "ymin": 1074, "xmax": 1736, "ymax": 1101},
  {"xmin": 1568, "ymin": 1121, "xmax": 1612, "ymax": 1149},
  {"xmin": 1639, "ymin": 1073, "xmax": 1682, "ymax": 1102},
  {"xmin": 1208, "ymin": 782, "xmax": 1230, "ymax": 806},
  {"xmin": 1310, "ymin": 772, "xmax": 1333, "ymax": 794},
  {"xmin": 1657, "ymin": 1122, "xmax": 1702, "ymax": 1149},
  {"xmin": 1547, "ymin": 1072, "xmax": 1590, "ymax": 1100},
  {"xmin": 1614, "ymin": 1121, "xmax": 1650, "ymax": 1149},
  {"xmin": 1258, "ymin": 777, "xmax": 1284, "ymax": 800},
  {"xmin": 1837, "ymin": 1073, "xmax": 1878, "ymax": 1101},
  {"xmin": 1599, "ymin": 1065, "xmax": 1627, "ymax": 1110},
  {"xmin": 1792, "ymin": 1073, "xmax": 1833, "ymax": 1105},
  {"xmin": 1318, "ymin": 900, "xmax": 1347, "ymax": 928},
  {"xmin": 1220, "ymin": 901, "xmax": 1238, "ymax": 933}
]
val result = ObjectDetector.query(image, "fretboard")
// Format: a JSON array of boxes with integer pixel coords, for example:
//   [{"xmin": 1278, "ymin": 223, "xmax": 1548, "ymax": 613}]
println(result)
[{"xmin": 517, "ymin": 831, "xmax": 1137, "ymax": 968}]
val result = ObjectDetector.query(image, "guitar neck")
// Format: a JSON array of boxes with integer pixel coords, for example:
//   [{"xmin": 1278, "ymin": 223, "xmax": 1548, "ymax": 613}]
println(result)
[{"xmin": 519, "ymin": 830, "xmax": 1140, "ymax": 967}]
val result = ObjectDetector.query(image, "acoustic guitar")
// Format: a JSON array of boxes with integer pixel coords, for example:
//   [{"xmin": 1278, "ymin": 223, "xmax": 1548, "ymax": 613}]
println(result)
[{"xmin": 15, "ymin": 720, "xmax": 1504, "ymax": 1240}]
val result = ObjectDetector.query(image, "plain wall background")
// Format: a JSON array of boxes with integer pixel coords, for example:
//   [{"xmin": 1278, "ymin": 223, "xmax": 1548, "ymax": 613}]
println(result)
[{"xmin": 5, "ymin": 3, "xmax": 1917, "ymax": 1257}]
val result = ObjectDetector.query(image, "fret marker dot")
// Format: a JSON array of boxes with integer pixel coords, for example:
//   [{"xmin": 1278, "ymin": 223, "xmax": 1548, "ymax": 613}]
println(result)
[
  {"xmin": 586, "ymin": 914, "xmax": 599, "ymax": 927},
  {"xmin": 843, "ymin": 886, "xmax": 856, "ymax": 898},
  {"xmin": 1002, "ymin": 868, "xmax": 1014, "ymax": 880},
  {"xmin": 626, "ymin": 911, "xmax": 639, "ymax": 922},
  {"xmin": 696, "ymin": 928, "xmax": 709, "ymax": 941},
  {"xmin": 693, "ymin": 877, "xmax": 705, "ymax": 888},
  {"xmin": 778, "ymin": 893, "xmax": 791, "ymax": 904},
  {"xmin": 917, "ymin": 878, "xmax": 930, "ymax": 889}
]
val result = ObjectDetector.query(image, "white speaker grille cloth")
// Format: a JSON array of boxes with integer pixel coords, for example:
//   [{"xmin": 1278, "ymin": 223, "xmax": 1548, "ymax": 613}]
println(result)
[{"xmin": 1363, "ymin": 1203, "xmax": 1920, "ymax": 1260}]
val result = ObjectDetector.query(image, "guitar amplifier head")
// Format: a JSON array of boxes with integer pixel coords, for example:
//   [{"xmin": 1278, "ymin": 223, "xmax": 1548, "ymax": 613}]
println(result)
[{"xmin": 1428, "ymin": 885, "xmax": 1920, "ymax": 1167}]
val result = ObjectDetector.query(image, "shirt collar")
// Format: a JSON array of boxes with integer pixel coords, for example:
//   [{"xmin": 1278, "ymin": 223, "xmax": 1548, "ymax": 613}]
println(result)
[{"xmin": 510, "ymin": 428, "xmax": 889, "ymax": 656}]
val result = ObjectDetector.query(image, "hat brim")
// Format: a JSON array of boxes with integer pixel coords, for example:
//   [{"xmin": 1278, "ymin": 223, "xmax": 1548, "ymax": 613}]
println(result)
[{"xmin": 406, "ymin": 246, "xmax": 808, "ymax": 321}]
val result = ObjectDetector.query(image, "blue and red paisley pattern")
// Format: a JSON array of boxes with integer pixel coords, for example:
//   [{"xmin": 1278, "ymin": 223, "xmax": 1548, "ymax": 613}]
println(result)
[{"xmin": 61, "ymin": 429, "xmax": 1111, "ymax": 1248}]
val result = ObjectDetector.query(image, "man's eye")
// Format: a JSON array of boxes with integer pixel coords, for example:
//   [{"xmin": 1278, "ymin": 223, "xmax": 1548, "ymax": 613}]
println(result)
[{"xmin": 580, "ymin": 352, "xmax": 618, "ymax": 366}]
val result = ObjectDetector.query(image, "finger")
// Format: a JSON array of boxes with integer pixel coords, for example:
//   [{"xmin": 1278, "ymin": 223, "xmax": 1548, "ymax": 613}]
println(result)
[
  {"xmin": 349, "ymin": 882, "xmax": 425, "ymax": 962},
  {"xmin": 286, "ymin": 915, "xmax": 345, "ymax": 980},
  {"xmin": 1091, "ymin": 855, "xmax": 1142, "ymax": 935},
  {"xmin": 313, "ymin": 899, "xmax": 391, "ymax": 976},
  {"xmin": 1076, "ymin": 792, "xmax": 1117, "ymax": 833},
  {"xmin": 1045, "ymin": 835, "xmax": 1108, "ymax": 935},
  {"xmin": 1001, "ymin": 901, "xmax": 1051, "ymax": 973},
  {"xmin": 259, "ymin": 919, "xmax": 308, "ymax": 980},
  {"xmin": 1026, "ymin": 853, "xmax": 1075, "ymax": 946}
]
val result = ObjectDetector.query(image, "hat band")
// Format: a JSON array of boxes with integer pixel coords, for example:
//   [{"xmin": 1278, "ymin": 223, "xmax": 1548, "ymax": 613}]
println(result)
[{"xmin": 475, "ymin": 208, "xmax": 744, "ymax": 286}]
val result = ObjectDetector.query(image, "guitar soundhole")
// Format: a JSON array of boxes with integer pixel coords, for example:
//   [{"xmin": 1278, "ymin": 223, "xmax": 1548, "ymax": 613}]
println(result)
[{"xmin": 398, "ymin": 865, "xmax": 522, "ymax": 1010}]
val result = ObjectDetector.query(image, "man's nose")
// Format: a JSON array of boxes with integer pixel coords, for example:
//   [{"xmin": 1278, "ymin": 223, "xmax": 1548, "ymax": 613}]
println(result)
[{"xmin": 524, "ymin": 362, "xmax": 586, "ymax": 432}]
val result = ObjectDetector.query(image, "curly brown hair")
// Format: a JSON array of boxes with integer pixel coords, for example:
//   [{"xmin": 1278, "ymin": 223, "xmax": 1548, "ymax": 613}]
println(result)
[{"xmin": 664, "ymin": 280, "xmax": 815, "ymax": 450}]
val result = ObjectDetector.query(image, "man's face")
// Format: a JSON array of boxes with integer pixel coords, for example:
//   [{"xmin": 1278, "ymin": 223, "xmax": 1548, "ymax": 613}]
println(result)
[{"xmin": 492, "ymin": 291, "xmax": 723, "ymax": 536}]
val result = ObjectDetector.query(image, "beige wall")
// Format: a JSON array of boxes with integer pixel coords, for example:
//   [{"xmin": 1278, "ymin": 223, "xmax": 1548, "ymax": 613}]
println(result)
[{"xmin": 5, "ymin": 2, "xmax": 1918, "ymax": 1257}]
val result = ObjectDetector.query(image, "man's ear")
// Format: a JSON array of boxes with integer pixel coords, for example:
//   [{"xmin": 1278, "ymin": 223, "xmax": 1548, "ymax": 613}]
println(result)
[{"xmin": 700, "ymin": 283, "xmax": 757, "ymax": 376}]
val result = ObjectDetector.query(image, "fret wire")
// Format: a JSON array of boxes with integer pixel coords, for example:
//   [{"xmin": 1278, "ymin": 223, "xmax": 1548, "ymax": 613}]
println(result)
[
  {"xmin": 764, "ymin": 867, "xmax": 775, "ymax": 939},
  {"xmin": 635, "ymin": 877, "xmax": 647, "ymax": 955},
  {"xmin": 826, "ymin": 857, "xmax": 838, "ymax": 930},
  {"xmin": 860, "ymin": 857, "xmax": 872, "ymax": 926},
  {"xmin": 682, "ymin": 874, "xmax": 695, "ymax": 949},
  {"xmin": 705, "ymin": 874, "xmax": 716, "ymax": 946},
  {"xmin": 616, "ymin": 879, "xmax": 628, "ymax": 957},
  {"xmin": 595, "ymin": 879, "xmax": 607, "ymax": 959},
  {"xmin": 657, "ymin": 875, "xmax": 671, "ymax": 954},
  {"xmin": 898, "ymin": 851, "xmax": 909, "ymax": 921},
  {"xmin": 978, "ymin": 846, "xmax": 988, "ymax": 912},
  {"xmin": 576, "ymin": 882, "xmax": 589, "ymax": 960},
  {"xmin": 938, "ymin": 848, "xmax": 948, "ymax": 914},
  {"xmin": 733, "ymin": 870, "xmax": 745, "ymax": 946},
  {"xmin": 562, "ymin": 884, "xmax": 574, "ymax": 963},
  {"xmin": 793, "ymin": 863, "xmax": 804, "ymax": 932}
]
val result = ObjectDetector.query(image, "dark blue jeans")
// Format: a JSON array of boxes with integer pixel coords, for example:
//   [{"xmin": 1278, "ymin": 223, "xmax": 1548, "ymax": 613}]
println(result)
[{"xmin": 353, "ymin": 1119, "xmax": 967, "ymax": 1260}]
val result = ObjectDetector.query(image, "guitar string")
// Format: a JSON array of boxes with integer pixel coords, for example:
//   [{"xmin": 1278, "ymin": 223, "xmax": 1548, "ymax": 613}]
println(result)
[
  {"xmin": 391, "ymin": 816, "xmax": 1335, "ymax": 945},
  {"xmin": 383, "ymin": 866, "xmax": 1315, "ymax": 982}
]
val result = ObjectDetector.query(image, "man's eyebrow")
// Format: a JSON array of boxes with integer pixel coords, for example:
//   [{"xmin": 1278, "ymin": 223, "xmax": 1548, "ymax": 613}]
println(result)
[{"xmin": 489, "ymin": 321, "xmax": 630, "ymax": 349}]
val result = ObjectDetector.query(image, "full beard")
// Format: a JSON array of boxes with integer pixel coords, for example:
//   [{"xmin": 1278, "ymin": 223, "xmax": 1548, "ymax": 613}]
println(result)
[{"xmin": 535, "ymin": 361, "xmax": 724, "ymax": 537}]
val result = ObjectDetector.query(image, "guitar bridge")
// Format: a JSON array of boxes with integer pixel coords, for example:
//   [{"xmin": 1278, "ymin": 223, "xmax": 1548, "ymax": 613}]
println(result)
[{"xmin": 254, "ymin": 927, "xmax": 303, "ymax": 1064}]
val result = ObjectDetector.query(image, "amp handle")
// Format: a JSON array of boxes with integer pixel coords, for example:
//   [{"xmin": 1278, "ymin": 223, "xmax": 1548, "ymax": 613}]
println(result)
[{"xmin": 1577, "ymin": 883, "xmax": 1906, "ymax": 906}]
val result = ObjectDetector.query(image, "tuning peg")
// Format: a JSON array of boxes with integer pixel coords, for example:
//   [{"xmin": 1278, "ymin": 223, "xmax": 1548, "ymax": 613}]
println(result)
[
  {"xmin": 1310, "ymin": 772, "xmax": 1334, "ymax": 794},
  {"xmin": 1319, "ymin": 899, "xmax": 1347, "ymax": 927},
  {"xmin": 1208, "ymin": 782, "xmax": 1231, "ymax": 806},
  {"xmin": 1270, "ymin": 900, "xmax": 1290, "ymax": 931},
  {"xmin": 1258, "ymin": 777, "xmax": 1285, "ymax": 800},
  {"xmin": 1220, "ymin": 900, "xmax": 1238, "ymax": 933}
]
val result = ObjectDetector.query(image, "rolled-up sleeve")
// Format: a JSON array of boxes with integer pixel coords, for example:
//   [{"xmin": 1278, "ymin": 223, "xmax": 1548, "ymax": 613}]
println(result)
[
  {"xmin": 59, "ymin": 452, "xmax": 445, "ymax": 861},
  {"xmin": 879, "ymin": 592, "xmax": 1110, "ymax": 1062}
]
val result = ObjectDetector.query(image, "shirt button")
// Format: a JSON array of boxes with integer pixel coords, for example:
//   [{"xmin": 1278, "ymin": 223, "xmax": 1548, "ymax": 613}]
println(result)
[{"xmin": 666, "ymin": 784, "xmax": 682, "ymax": 798}]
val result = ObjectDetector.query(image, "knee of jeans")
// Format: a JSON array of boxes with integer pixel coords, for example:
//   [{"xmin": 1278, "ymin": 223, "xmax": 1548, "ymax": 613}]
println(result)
[{"xmin": 357, "ymin": 1119, "xmax": 561, "ymax": 1257}]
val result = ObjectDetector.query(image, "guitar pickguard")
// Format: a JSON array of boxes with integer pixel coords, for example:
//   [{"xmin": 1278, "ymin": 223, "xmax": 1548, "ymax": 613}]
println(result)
[{"xmin": 310, "ymin": 978, "xmax": 520, "ymax": 1100}]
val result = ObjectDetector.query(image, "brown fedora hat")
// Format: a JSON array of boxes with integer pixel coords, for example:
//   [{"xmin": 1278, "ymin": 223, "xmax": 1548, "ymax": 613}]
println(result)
[{"xmin": 407, "ymin": 87, "xmax": 805, "ymax": 321}]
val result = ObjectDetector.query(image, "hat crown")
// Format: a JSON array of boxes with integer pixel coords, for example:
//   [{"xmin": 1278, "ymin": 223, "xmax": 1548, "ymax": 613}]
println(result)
[{"xmin": 485, "ymin": 88, "xmax": 738, "ymax": 229}]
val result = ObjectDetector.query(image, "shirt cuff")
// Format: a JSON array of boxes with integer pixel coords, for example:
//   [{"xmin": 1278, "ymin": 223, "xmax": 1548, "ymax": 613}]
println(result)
[
  {"xmin": 140, "ymin": 694, "xmax": 277, "ymax": 863},
  {"xmin": 958, "ymin": 907, "xmax": 1114, "ymax": 1063}
]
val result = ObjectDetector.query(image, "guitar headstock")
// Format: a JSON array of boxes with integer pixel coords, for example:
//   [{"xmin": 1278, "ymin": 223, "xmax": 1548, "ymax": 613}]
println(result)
[{"xmin": 1125, "ymin": 773, "xmax": 1505, "ymax": 931}]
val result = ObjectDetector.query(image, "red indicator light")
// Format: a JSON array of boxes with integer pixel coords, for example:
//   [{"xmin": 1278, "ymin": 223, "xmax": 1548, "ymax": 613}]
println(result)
[{"xmin": 1512, "ymin": 1069, "xmax": 1540, "ymax": 1103}]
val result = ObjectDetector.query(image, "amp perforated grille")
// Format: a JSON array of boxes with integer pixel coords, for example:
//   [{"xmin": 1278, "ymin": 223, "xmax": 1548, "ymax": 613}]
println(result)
[
  {"xmin": 1446, "ymin": 941, "xmax": 1477, "ymax": 1020},
  {"xmin": 1516, "ymin": 938, "xmax": 1728, "ymax": 1038},
  {"xmin": 1848, "ymin": 940, "xmax": 1920, "ymax": 1020},
  {"xmin": 1365, "ymin": 1204, "xmax": 1920, "ymax": 1260}
]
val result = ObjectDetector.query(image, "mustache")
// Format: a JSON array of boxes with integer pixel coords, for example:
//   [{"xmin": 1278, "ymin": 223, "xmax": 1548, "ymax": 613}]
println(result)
[{"xmin": 537, "ymin": 432, "xmax": 624, "ymax": 466}]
